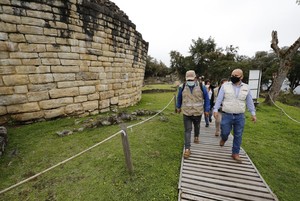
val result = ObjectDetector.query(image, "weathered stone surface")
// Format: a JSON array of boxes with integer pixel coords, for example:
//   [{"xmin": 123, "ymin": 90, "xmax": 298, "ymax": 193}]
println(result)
[
  {"xmin": 27, "ymin": 91, "xmax": 49, "ymax": 102},
  {"xmin": 7, "ymin": 102, "xmax": 40, "ymax": 114},
  {"xmin": 79, "ymin": 86, "xmax": 96, "ymax": 95},
  {"xmin": 11, "ymin": 111, "xmax": 44, "ymax": 121},
  {"xmin": 82, "ymin": 101, "xmax": 98, "ymax": 111},
  {"xmin": 14, "ymin": 85, "xmax": 28, "ymax": 93},
  {"xmin": 49, "ymin": 87, "xmax": 79, "ymax": 98},
  {"xmin": 0, "ymin": 87, "xmax": 14, "ymax": 95},
  {"xmin": 0, "ymin": 0, "xmax": 148, "ymax": 123},
  {"xmin": 44, "ymin": 107, "xmax": 65, "ymax": 119},
  {"xmin": 29, "ymin": 74, "xmax": 53, "ymax": 84},
  {"xmin": 74, "ymin": 95, "xmax": 87, "ymax": 103},
  {"xmin": 39, "ymin": 97, "xmax": 73, "ymax": 109},
  {"xmin": 2, "ymin": 75, "xmax": 29, "ymax": 85},
  {"xmin": 0, "ymin": 94, "xmax": 27, "ymax": 106},
  {"xmin": 65, "ymin": 103, "xmax": 84, "ymax": 115},
  {"xmin": 0, "ymin": 106, "xmax": 7, "ymax": 116}
]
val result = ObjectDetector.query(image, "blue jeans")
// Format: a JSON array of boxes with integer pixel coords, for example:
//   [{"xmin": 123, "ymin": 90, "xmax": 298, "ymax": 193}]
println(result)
[
  {"xmin": 205, "ymin": 109, "xmax": 213, "ymax": 125},
  {"xmin": 183, "ymin": 115, "xmax": 202, "ymax": 149},
  {"xmin": 220, "ymin": 113, "xmax": 245, "ymax": 154}
]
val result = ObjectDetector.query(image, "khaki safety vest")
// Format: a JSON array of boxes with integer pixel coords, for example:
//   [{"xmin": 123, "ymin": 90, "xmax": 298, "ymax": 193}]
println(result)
[{"xmin": 181, "ymin": 84, "xmax": 204, "ymax": 116}]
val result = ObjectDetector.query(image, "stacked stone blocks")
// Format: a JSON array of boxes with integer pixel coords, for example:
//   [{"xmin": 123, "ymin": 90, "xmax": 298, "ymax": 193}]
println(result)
[{"xmin": 0, "ymin": 0, "xmax": 148, "ymax": 124}]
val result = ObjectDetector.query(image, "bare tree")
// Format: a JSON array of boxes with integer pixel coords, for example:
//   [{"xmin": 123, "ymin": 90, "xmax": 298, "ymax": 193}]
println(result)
[{"xmin": 264, "ymin": 31, "xmax": 300, "ymax": 105}]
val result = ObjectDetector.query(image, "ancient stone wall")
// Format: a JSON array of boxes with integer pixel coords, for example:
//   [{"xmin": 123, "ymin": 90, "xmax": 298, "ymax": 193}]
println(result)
[{"xmin": 0, "ymin": 0, "xmax": 148, "ymax": 124}]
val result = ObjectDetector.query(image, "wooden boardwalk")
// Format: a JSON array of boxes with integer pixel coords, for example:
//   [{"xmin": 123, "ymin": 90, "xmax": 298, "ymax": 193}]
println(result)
[{"xmin": 178, "ymin": 119, "xmax": 278, "ymax": 201}]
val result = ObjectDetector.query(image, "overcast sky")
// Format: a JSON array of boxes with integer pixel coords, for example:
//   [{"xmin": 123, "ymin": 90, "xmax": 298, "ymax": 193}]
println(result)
[{"xmin": 112, "ymin": 0, "xmax": 300, "ymax": 66}]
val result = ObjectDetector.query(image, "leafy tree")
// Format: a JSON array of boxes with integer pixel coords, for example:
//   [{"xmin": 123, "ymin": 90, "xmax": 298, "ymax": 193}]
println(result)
[
  {"xmin": 169, "ymin": 50, "xmax": 187, "ymax": 81},
  {"xmin": 145, "ymin": 55, "xmax": 169, "ymax": 78},
  {"xmin": 288, "ymin": 50, "xmax": 300, "ymax": 92},
  {"xmin": 251, "ymin": 51, "xmax": 279, "ymax": 91},
  {"xmin": 189, "ymin": 37, "xmax": 218, "ymax": 77}
]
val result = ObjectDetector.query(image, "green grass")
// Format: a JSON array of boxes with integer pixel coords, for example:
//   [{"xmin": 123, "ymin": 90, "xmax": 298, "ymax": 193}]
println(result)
[
  {"xmin": 142, "ymin": 84, "xmax": 177, "ymax": 92},
  {"xmin": 243, "ymin": 99, "xmax": 300, "ymax": 201},
  {"xmin": 0, "ymin": 89, "xmax": 299, "ymax": 201},
  {"xmin": 0, "ymin": 92, "xmax": 183, "ymax": 200}
]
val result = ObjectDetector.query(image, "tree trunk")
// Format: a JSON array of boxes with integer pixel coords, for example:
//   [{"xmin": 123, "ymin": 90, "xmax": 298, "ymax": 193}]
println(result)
[{"xmin": 264, "ymin": 31, "xmax": 300, "ymax": 105}]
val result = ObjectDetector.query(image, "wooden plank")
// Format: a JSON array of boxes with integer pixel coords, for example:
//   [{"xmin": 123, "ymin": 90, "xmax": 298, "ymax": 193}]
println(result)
[
  {"xmin": 182, "ymin": 169, "xmax": 266, "ymax": 187},
  {"xmin": 187, "ymin": 155, "xmax": 253, "ymax": 167},
  {"xmin": 184, "ymin": 163, "xmax": 259, "ymax": 177},
  {"xmin": 181, "ymin": 189, "xmax": 242, "ymax": 201},
  {"xmin": 183, "ymin": 166, "xmax": 262, "ymax": 182},
  {"xmin": 184, "ymin": 160, "xmax": 257, "ymax": 173},
  {"xmin": 181, "ymin": 183, "xmax": 276, "ymax": 201},
  {"xmin": 182, "ymin": 173, "xmax": 270, "ymax": 193}
]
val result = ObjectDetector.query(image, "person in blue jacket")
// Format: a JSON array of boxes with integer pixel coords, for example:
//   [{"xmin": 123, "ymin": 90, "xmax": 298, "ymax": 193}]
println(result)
[{"xmin": 176, "ymin": 70, "xmax": 210, "ymax": 159}]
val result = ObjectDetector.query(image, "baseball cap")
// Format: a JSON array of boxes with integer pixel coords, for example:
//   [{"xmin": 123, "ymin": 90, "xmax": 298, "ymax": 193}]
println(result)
[{"xmin": 185, "ymin": 70, "xmax": 196, "ymax": 80}]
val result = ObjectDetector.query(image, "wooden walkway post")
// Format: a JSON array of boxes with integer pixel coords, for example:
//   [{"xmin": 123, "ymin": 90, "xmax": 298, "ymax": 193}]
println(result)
[{"xmin": 120, "ymin": 124, "xmax": 133, "ymax": 174}]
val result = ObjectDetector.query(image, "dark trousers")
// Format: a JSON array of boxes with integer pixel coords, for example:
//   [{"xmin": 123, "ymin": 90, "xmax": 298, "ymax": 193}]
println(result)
[{"xmin": 183, "ymin": 114, "xmax": 202, "ymax": 149}]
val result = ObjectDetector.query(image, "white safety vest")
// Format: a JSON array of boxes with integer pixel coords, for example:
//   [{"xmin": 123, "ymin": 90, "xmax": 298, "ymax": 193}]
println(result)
[{"xmin": 222, "ymin": 82, "xmax": 249, "ymax": 114}]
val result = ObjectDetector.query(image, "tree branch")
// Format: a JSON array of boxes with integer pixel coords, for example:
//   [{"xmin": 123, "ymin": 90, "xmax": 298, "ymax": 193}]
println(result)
[
  {"xmin": 283, "ymin": 36, "xmax": 300, "ymax": 58},
  {"xmin": 270, "ymin": 30, "xmax": 281, "ymax": 56}
]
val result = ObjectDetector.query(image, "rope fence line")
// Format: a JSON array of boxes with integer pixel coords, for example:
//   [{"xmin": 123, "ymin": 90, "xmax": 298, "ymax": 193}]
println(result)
[
  {"xmin": 0, "ymin": 96, "xmax": 175, "ymax": 195},
  {"xmin": 268, "ymin": 93, "xmax": 300, "ymax": 124}
]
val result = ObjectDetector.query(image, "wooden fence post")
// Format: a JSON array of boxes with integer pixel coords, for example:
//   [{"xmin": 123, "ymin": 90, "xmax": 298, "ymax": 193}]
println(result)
[{"xmin": 120, "ymin": 124, "xmax": 133, "ymax": 173}]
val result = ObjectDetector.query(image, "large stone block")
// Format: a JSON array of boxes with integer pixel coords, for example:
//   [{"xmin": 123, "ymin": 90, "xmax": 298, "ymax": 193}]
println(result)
[
  {"xmin": 11, "ymin": 111, "xmax": 44, "ymax": 121},
  {"xmin": 27, "ymin": 91, "xmax": 49, "ymax": 102},
  {"xmin": 39, "ymin": 97, "xmax": 73, "ymax": 109},
  {"xmin": 29, "ymin": 74, "xmax": 53, "ymax": 84},
  {"xmin": 7, "ymin": 102, "xmax": 40, "ymax": 113},
  {"xmin": 49, "ymin": 87, "xmax": 79, "ymax": 98},
  {"xmin": 65, "ymin": 103, "xmax": 84, "ymax": 115},
  {"xmin": 82, "ymin": 100, "xmax": 98, "ymax": 111},
  {"xmin": 2, "ymin": 75, "xmax": 29, "ymax": 86},
  {"xmin": 79, "ymin": 86, "xmax": 96, "ymax": 95},
  {"xmin": 0, "ymin": 87, "xmax": 14, "ymax": 95},
  {"xmin": 44, "ymin": 107, "xmax": 65, "ymax": 119}
]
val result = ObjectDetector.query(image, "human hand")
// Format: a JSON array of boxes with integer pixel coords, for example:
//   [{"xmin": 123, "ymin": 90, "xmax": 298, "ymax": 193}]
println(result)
[
  {"xmin": 213, "ymin": 112, "xmax": 218, "ymax": 119},
  {"xmin": 251, "ymin": 115, "xmax": 257, "ymax": 123},
  {"xmin": 204, "ymin": 112, "xmax": 209, "ymax": 117},
  {"xmin": 176, "ymin": 108, "xmax": 181, "ymax": 114}
]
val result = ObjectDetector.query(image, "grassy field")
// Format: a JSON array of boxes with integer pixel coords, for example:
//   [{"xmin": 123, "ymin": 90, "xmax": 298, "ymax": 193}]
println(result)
[{"xmin": 0, "ymin": 86, "xmax": 299, "ymax": 201}]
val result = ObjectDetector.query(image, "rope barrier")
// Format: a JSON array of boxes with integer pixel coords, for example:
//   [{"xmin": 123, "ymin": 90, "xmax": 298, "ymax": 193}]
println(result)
[
  {"xmin": 0, "ymin": 96, "xmax": 175, "ymax": 195},
  {"xmin": 268, "ymin": 93, "xmax": 300, "ymax": 124}
]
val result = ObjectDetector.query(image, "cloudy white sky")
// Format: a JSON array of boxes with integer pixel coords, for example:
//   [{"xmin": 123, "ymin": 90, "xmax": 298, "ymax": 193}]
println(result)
[{"xmin": 112, "ymin": 0, "xmax": 300, "ymax": 66}]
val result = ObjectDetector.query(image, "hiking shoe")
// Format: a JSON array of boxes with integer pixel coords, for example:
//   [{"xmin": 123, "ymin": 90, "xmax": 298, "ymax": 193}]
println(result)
[
  {"xmin": 219, "ymin": 139, "xmax": 226, "ymax": 146},
  {"xmin": 232, "ymin": 154, "xmax": 242, "ymax": 163},
  {"xmin": 184, "ymin": 149, "xmax": 191, "ymax": 159},
  {"xmin": 194, "ymin": 137, "xmax": 199, "ymax": 144}
]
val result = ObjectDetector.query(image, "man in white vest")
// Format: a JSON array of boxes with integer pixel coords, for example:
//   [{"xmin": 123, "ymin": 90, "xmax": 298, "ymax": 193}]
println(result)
[
  {"xmin": 176, "ymin": 70, "xmax": 210, "ymax": 159},
  {"xmin": 213, "ymin": 69, "xmax": 257, "ymax": 162}
]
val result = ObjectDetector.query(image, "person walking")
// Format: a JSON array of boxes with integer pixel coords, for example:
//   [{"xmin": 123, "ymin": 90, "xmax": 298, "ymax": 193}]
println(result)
[
  {"xmin": 204, "ymin": 79, "xmax": 214, "ymax": 127},
  {"xmin": 213, "ymin": 78, "xmax": 228, "ymax": 136},
  {"xmin": 176, "ymin": 70, "xmax": 210, "ymax": 159},
  {"xmin": 213, "ymin": 69, "xmax": 257, "ymax": 162}
]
